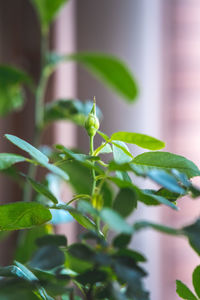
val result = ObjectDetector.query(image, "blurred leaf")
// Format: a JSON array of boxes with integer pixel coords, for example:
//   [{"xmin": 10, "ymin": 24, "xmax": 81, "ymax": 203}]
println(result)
[
  {"xmin": 76, "ymin": 269, "xmax": 107, "ymax": 286},
  {"xmin": 31, "ymin": 0, "xmax": 68, "ymax": 34},
  {"xmin": 132, "ymin": 152, "xmax": 200, "ymax": 178},
  {"xmin": 0, "ymin": 202, "xmax": 52, "ymax": 231},
  {"xmin": 67, "ymin": 243, "xmax": 95, "ymax": 262},
  {"xmin": 15, "ymin": 225, "xmax": 51, "ymax": 263},
  {"xmin": 29, "ymin": 245, "xmax": 65, "ymax": 270},
  {"xmin": 139, "ymin": 189, "xmax": 178, "ymax": 210},
  {"xmin": 133, "ymin": 221, "xmax": 181, "ymax": 236},
  {"xmin": 100, "ymin": 208, "xmax": 133, "ymax": 234},
  {"xmin": 183, "ymin": 219, "xmax": 200, "ymax": 256},
  {"xmin": 111, "ymin": 132, "xmax": 165, "ymax": 150},
  {"xmin": 192, "ymin": 265, "xmax": 200, "ymax": 298},
  {"xmin": 69, "ymin": 53, "xmax": 138, "ymax": 101},
  {"xmin": 36, "ymin": 234, "xmax": 67, "ymax": 247},
  {"xmin": 0, "ymin": 65, "xmax": 31, "ymax": 117},
  {"xmin": 148, "ymin": 169, "xmax": 185, "ymax": 194},
  {"xmin": 27, "ymin": 177, "xmax": 58, "ymax": 204},
  {"xmin": 176, "ymin": 280, "xmax": 198, "ymax": 300},
  {"xmin": 113, "ymin": 234, "xmax": 131, "ymax": 249},
  {"xmin": 44, "ymin": 99, "xmax": 102, "ymax": 127},
  {"xmin": 113, "ymin": 188, "xmax": 137, "ymax": 217},
  {"xmin": 0, "ymin": 261, "xmax": 53, "ymax": 300},
  {"xmin": 0, "ymin": 153, "xmax": 26, "ymax": 170},
  {"xmin": 155, "ymin": 188, "xmax": 181, "ymax": 202}
]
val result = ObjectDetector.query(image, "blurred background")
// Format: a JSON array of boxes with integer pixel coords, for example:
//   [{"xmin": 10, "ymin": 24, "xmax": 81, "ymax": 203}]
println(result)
[{"xmin": 0, "ymin": 0, "xmax": 200, "ymax": 299}]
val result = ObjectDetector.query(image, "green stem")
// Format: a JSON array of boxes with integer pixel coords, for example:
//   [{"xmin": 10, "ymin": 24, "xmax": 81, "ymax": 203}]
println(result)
[
  {"xmin": 23, "ymin": 32, "xmax": 49, "ymax": 202},
  {"xmin": 90, "ymin": 135, "xmax": 96, "ymax": 195}
]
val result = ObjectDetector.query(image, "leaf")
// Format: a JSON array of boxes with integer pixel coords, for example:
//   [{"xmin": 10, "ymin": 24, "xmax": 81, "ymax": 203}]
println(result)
[
  {"xmin": 27, "ymin": 177, "xmax": 58, "ymax": 204},
  {"xmin": 76, "ymin": 269, "xmax": 108, "ymax": 285},
  {"xmin": 44, "ymin": 99, "xmax": 102, "ymax": 127},
  {"xmin": 0, "ymin": 202, "xmax": 52, "ymax": 231},
  {"xmin": 0, "ymin": 65, "xmax": 31, "ymax": 117},
  {"xmin": 29, "ymin": 245, "xmax": 65, "ymax": 270},
  {"xmin": 100, "ymin": 208, "xmax": 133, "ymax": 234},
  {"xmin": 113, "ymin": 234, "xmax": 131, "ymax": 249},
  {"xmin": 113, "ymin": 188, "xmax": 137, "ymax": 217},
  {"xmin": 69, "ymin": 53, "xmax": 138, "ymax": 101},
  {"xmin": 36, "ymin": 234, "xmax": 67, "ymax": 247},
  {"xmin": 31, "ymin": 0, "xmax": 68, "ymax": 34},
  {"xmin": 183, "ymin": 219, "xmax": 200, "ymax": 256},
  {"xmin": 132, "ymin": 152, "xmax": 200, "ymax": 178},
  {"xmin": 67, "ymin": 243, "xmax": 95, "ymax": 262},
  {"xmin": 193, "ymin": 265, "xmax": 200, "ymax": 298},
  {"xmin": 147, "ymin": 169, "xmax": 185, "ymax": 194},
  {"xmin": 0, "ymin": 261, "xmax": 53, "ymax": 300},
  {"xmin": 139, "ymin": 189, "xmax": 179, "ymax": 210},
  {"xmin": 176, "ymin": 280, "xmax": 198, "ymax": 300},
  {"xmin": 5, "ymin": 134, "xmax": 49, "ymax": 165},
  {"xmin": 134, "ymin": 221, "xmax": 181, "ymax": 236},
  {"xmin": 0, "ymin": 153, "xmax": 26, "ymax": 170},
  {"xmin": 42, "ymin": 162, "xmax": 69, "ymax": 181},
  {"xmin": 15, "ymin": 225, "xmax": 51, "ymax": 263},
  {"xmin": 111, "ymin": 132, "xmax": 165, "ymax": 150}
]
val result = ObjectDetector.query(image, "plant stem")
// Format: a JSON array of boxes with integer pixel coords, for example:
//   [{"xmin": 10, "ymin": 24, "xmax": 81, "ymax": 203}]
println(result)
[
  {"xmin": 23, "ymin": 32, "xmax": 49, "ymax": 202},
  {"xmin": 90, "ymin": 135, "xmax": 96, "ymax": 195}
]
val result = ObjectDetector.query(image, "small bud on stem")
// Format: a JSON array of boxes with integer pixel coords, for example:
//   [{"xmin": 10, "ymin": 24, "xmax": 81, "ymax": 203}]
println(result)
[{"xmin": 85, "ymin": 96, "xmax": 100, "ymax": 138}]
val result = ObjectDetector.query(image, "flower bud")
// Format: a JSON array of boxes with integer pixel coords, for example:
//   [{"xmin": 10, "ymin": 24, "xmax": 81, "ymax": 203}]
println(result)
[
  {"xmin": 92, "ymin": 193, "xmax": 103, "ymax": 210},
  {"xmin": 85, "ymin": 97, "xmax": 99, "ymax": 137}
]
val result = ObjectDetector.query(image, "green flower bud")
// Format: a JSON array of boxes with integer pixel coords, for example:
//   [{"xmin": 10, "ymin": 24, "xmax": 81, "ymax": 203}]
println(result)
[
  {"xmin": 92, "ymin": 193, "xmax": 103, "ymax": 210},
  {"xmin": 85, "ymin": 97, "xmax": 99, "ymax": 137}
]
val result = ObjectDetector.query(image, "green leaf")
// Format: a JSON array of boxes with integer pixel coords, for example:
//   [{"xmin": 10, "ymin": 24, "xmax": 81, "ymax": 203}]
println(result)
[
  {"xmin": 134, "ymin": 221, "xmax": 181, "ymax": 236},
  {"xmin": 31, "ymin": 0, "xmax": 68, "ymax": 34},
  {"xmin": 0, "ymin": 153, "xmax": 26, "ymax": 170},
  {"xmin": 76, "ymin": 269, "xmax": 108, "ymax": 285},
  {"xmin": 183, "ymin": 219, "xmax": 200, "ymax": 256},
  {"xmin": 15, "ymin": 225, "xmax": 50, "ymax": 263},
  {"xmin": 29, "ymin": 245, "xmax": 65, "ymax": 270},
  {"xmin": 139, "ymin": 189, "xmax": 179, "ymax": 210},
  {"xmin": 0, "ymin": 202, "xmax": 52, "ymax": 231},
  {"xmin": 42, "ymin": 162, "xmax": 69, "ymax": 181},
  {"xmin": 44, "ymin": 99, "xmax": 102, "ymax": 127},
  {"xmin": 67, "ymin": 243, "xmax": 95, "ymax": 262},
  {"xmin": 5, "ymin": 134, "xmax": 49, "ymax": 165},
  {"xmin": 36, "ymin": 234, "xmax": 67, "ymax": 247},
  {"xmin": 112, "ymin": 141, "xmax": 133, "ymax": 162},
  {"xmin": 27, "ymin": 177, "xmax": 58, "ymax": 204},
  {"xmin": 111, "ymin": 132, "xmax": 165, "ymax": 150},
  {"xmin": 148, "ymin": 169, "xmax": 185, "ymax": 194},
  {"xmin": 193, "ymin": 265, "xmax": 200, "ymax": 298},
  {"xmin": 69, "ymin": 53, "xmax": 138, "ymax": 101},
  {"xmin": 113, "ymin": 234, "xmax": 131, "ymax": 249},
  {"xmin": 132, "ymin": 151, "xmax": 200, "ymax": 178},
  {"xmin": 0, "ymin": 65, "xmax": 31, "ymax": 117},
  {"xmin": 100, "ymin": 208, "xmax": 133, "ymax": 234},
  {"xmin": 176, "ymin": 280, "xmax": 198, "ymax": 300},
  {"xmin": 113, "ymin": 188, "xmax": 137, "ymax": 217}
]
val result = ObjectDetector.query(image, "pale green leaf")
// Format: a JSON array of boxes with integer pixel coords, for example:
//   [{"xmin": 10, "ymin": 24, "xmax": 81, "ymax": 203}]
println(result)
[{"xmin": 0, "ymin": 153, "xmax": 26, "ymax": 170}]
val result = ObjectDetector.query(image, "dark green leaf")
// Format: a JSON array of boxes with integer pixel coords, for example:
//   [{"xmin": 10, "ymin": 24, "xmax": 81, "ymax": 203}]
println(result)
[
  {"xmin": 133, "ymin": 152, "xmax": 200, "ymax": 178},
  {"xmin": 36, "ymin": 234, "xmax": 67, "ymax": 247},
  {"xmin": 113, "ymin": 188, "xmax": 137, "ymax": 217},
  {"xmin": 31, "ymin": 0, "xmax": 68, "ymax": 34},
  {"xmin": 76, "ymin": 269, "xmax": 108, "ymax": 285},
  {"xmin": 176, "ymin": 280, "xmax": 198, "ymax": 300},
  {"xmin": 29, "ymin": 245, "xmax": 65, "ymax": 270},
  {"xmin": 0, "ymin": 153, "xmax": 26, "ymax": 170},
  {"xmin": 0, "ymin": 65, "xmax": 31, "ymax": 117},
  {"xmin": 69, "ymin": 53, "xmax": 138, "ymax": 101},
  {"xmin": 113, "ymin": 234, "xmax": 131, "ymax": 249},
  {"xmin": 114, "ymin": 248, "xmax": 146, "ymax": 263},
  {"xmin": 192, "ymin": 265, "xmax": 200, "ymax": 298},
  {"xmin": 68, "ymin": 243, "xmax": 95, "ymax": 262},
  {"xmin": 27, "ymin": 177, "xmax": 58, "ymax": 204},
  {"xmin": 0, "ymin": 202, "xmax": 52, "ymax": 231},
  {"xmin": 44, "ymin": 99, "xmax": 102, "ymax": 127},
  {"xmin": 100, "ymin": 208, "xmax": 133, "ymax": 234},
  {"xmin": 183, "ymin": 219, "xmax": 200, "ymax": 256},
  {"xmin": 111, "ymin": 132, "xmax": 165, "ymax": 150}
]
